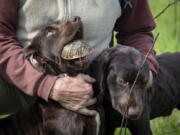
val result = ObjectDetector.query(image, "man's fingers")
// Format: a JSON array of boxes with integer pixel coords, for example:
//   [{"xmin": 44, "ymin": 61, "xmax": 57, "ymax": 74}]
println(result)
[
  {"xmin": 83, "ymin": 83, "xmax": 93, "ymax": 91},
  {"xmin": 77, "ymin": 108, "xmax": 97, "ymax": 116},
  {"xmin": 83, "ymin": 98, "xmax": 97, "ymax": 107},
  {"xmin": 79, "ymin": 74, "xmax": 96, "ymax": 83}
]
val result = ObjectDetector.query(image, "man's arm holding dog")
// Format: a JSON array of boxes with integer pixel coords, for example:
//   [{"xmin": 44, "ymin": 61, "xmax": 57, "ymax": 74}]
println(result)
[
  {"xmin": 0, "ymin": 0, "xmax": 95, "ymax": 115},
  {"xmin": 115, "ymin": 0, "xmax": 159, "ymax": 74}
]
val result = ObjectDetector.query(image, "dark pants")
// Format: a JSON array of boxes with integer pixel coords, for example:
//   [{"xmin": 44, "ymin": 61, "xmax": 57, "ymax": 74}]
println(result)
[{"xmin": 0, "ymin": 76, "xmax": 36, "ymax": 115}]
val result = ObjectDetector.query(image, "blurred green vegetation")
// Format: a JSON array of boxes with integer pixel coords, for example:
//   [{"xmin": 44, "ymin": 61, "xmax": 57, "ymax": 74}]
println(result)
[
  {"xmin": 0, "ymin": 114, "xmax": 10, "ymax": 119},
  {"xmin": 114, "ymin": 110, "xmax": 180, "ymax": 135},
  {"xmin": 149, "ymin": 0, "xmax": 180, "ymax": 134},
  {"xmin": 152, "ymin": 0, "xmax": 180, "ymax": 54},
  {"xmin": 115, "ymin": 0, "xmax": 180, "ymax": 135},
  {"xmin": 150, "ymin": 0, "xmax": 180, "ymax": 135}
]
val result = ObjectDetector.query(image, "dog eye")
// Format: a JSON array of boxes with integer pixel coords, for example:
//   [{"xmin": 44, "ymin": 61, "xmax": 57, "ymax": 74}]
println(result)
[
  {"xmin": 46, "ymin": 27, "xmax": 57, "ymax": 37},
  {"xmin": 116, "ymin": 77, "xmax": 129, "ymax": 86}
]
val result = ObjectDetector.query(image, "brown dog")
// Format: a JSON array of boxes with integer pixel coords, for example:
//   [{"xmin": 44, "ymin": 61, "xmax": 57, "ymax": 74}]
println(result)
[
  {"xmin": 91, "ymin": 45, "xmax": 180, "ymax": 135},
  {"xmin": 0, "ymin": 17, "xmax": 104, "ymax": 135},
  {"xmin": 24, "ymin": 16, "xmax": 84, "ymax": 75}
]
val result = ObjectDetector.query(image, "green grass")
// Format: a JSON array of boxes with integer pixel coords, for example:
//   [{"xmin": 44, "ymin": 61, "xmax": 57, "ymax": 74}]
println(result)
[
  {"xmin": 150, "ymin": 110, "xmax": 180, "ymax": 135},
  {"xmin": 151, "ymin": 0, "xmax": 180, "ymax": 54},
  {"xmin": 114, "ymin": 110, "xmax": 180, "ymax": 135},
  {"xmin": 0, "ymin": 114, "xmax": 10, "ymax": 119},
  {"xmin": 147, "ymin": 1, "xmax": 180, "ymax": 134},
  {"xmin": 115, "ymin": 0, "xmax": 180, "ymax": 135}
]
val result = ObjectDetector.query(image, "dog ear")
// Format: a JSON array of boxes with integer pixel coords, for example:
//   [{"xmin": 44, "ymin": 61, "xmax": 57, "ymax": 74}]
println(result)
[
  {"xmin": 23, "ymin": 44, "xmax": 38, "ymax": 58},
  {"xmin": 90, "ymin": 48, "xmax": 115, "ymax": 100},
  {"xmin": 128, "ymin": 48, "xmax": 154, "ymax": 88},
  {"xmin": 23, "ymin": 44, "xmax": 40, "ymax": 69},
  {"xmin": 146, "ymin": 71, "xmax": 153, "ymax": 88}
]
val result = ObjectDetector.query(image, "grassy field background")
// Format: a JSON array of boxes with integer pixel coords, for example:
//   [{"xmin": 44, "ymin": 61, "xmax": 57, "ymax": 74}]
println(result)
[
  {"xmin": 115, "ymin": 0, "xmax": 180, "ymax": 135},
  {"xmin": 151, "ymin": 0, "xmax": 180, "ymax": 53}
]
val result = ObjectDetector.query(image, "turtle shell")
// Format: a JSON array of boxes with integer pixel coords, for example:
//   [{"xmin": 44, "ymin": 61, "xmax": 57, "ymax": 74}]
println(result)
[{"xmin": 61, "ymin": 40, "xmax": 93, "ymax": 60}]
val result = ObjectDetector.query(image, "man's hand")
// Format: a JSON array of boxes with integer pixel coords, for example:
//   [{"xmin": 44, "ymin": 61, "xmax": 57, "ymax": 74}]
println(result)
[{"xmin": 49, "ymin": 74, "xmax": 97, "ymax": 116}]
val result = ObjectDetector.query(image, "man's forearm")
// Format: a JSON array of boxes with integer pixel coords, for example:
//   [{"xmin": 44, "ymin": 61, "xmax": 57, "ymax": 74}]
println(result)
[
  {"xmin": 115, "ymin": 0, "xmax": 158, "ymax": 73},
  {"xmin": 0, "ymin": 0, "xmax": 58, "ymax": 100}
]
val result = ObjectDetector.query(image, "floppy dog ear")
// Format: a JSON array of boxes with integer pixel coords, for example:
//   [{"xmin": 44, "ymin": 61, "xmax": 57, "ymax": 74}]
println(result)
[
  {"xmin": 146, "ymin": 71, "xmax": 153, "ymax": 88},
  {"xmin": 23, "ymin": 35, "xmax": 42, "ymax": 58},
  {"xmin": 23, "ymin": 44, "xmax": 40, "ymax": 68},
  {"xmin": 128, "ymin": 47, "xmax": 154, "ymax": 88},
  {"xmin": 23, "ymin": 44, "xmax": 38, "ymax": 58},
  {"xmin": 89, "ymin": 48, "xmax": 115, "ymax": 100}
]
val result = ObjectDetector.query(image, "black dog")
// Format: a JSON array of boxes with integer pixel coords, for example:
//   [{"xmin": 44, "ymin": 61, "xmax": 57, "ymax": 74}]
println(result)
[
  {"xmin": 0, "ymin": 17, "xmax": 104, "ymax": 135},
  {"xmin": 91, "ymin": 45, "xmax": 180, "ymax": 135}
]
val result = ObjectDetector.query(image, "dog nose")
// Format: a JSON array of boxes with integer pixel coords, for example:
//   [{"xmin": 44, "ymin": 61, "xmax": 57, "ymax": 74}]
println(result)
[
  {"xmin": 70, "ymin": 16, "xmax": 81, "ymax": 23},
  {"xmin": 128, "ymin": 107, "xmax": 141, "ymax": 120}
]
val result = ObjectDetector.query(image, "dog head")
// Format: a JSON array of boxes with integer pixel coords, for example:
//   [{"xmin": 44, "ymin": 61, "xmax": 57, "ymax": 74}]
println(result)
[
  {"xmin": 24, "ymin": 16, "xmax": 85, "ymax": 75},
  {"xmin": 93, "ymin": 45, "xmax": 153, "ymax": 120}
]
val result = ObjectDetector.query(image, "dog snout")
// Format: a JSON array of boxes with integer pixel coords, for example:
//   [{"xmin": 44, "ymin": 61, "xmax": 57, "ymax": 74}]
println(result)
[
  {"xmin": 128, "ymin": 107, "xmax": 141, "ymax": 120},
  {"xmin": 70, "ymin": 16, "xmax": 81, "ymax": 23}
]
